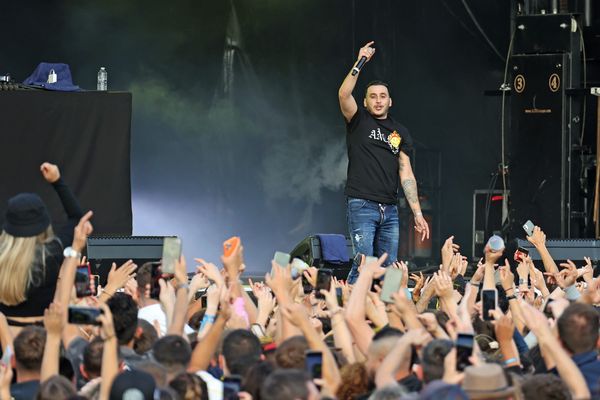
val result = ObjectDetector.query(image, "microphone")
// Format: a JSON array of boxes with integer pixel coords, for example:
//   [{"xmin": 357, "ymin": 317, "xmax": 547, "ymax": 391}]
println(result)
[{"xmin": 351, "ymin": 56, "xmax": 367, "ymax": 76}]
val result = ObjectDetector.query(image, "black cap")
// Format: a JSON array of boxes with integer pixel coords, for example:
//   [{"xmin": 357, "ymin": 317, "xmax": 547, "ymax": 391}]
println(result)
[
  {"xmin": 3, "ymin": 193, "xmax": 50, "ymax": 237},
  {"xmin": 110, "ymin": 370, "xmax": 156, "ymax": 400}
]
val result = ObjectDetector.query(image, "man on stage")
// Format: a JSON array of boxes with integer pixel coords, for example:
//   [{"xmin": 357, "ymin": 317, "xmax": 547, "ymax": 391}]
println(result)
[{"xmin": 339, "ymin": 41, "xmax": 430, "ymax": 283}]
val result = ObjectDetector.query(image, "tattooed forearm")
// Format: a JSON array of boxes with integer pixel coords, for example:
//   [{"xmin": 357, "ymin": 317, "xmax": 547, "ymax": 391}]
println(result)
[
  {"xmin": 401, "ymin": 178, "xmax": 419, "ymax": 204},
  {"xmin": 399, "ymin": 158, "xmax": 404, "ymax": 173}
]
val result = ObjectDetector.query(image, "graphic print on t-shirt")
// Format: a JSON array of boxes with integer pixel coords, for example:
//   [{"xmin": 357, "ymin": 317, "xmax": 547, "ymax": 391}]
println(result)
[{"xmin": 368, "ymin": 127, "xmax": 403, "ymax": 155}]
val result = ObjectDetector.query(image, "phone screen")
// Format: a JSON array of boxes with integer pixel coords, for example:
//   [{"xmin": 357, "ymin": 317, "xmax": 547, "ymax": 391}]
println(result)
[
  {"xmin": 75, "ymin": 264, "xmax": 93, "ymax": 298},
  {"xmin": 222, "ymin": 376, "xmax": 242, "ymax": 400},
  {"xmin": 380, "ymin": 268, "xmax": 403, "ymax": 303},
  {"xmin": 305, "ymin": 351, "xmax": 323, "ymax": 379},
  {"xmin": 482, "ymin": 290, "xmax": 497, "ymax": 321},
  {"xmin": 353, "ymin": 253, "xmax": 365, "ymax": 266},
  {"xmin": 336, "ymin": 287, "xmax": 343, "ymax": 306},
  {"xmin": 68, "ymin": 306, "xmax": 103, "ymax": 326},
  {"xmin": 162, "ymin": 237, "xmax": 181, "ymax": 274},
  {"xmin": 315, "ymin": 269, "xmax": 332, "ymax": 299},
  {"xmin": 455, "ymin": 333, "xmax": 474, "ymax": 371},
  {"xmin": 514, "ymin": 247, "xmax": 529, "ymax": 262}
]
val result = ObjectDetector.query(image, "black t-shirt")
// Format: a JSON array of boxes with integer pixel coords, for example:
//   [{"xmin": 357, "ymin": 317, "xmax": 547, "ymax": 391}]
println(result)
[{"xmin": 345, "ymin": 107, "xmax": 414, "ymax": 204}]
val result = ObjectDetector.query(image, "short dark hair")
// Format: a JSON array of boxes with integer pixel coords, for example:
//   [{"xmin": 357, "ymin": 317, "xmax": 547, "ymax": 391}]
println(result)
[
  {"xmin": 242, "ymin": 361, "xmax": 275, "ymax": 400},
  {"xmin": 372, "ymin": 326, "xmax": 403, "ymax": 341},
  {"xmin": 107, "ymin": 292, "xmax": 139, "ymax": 345},
  {"xmin": 365, "ymin": 80, "xmax": 390, "ymax": 97},
  {"xmin": 14, "ymin": 325, "xmax": 46, "ymax": 372},
  {"xmin": 521, "ymin": 373, "xmax": 570, "ymax": 400},
  {"xmin": 153, "ymin": 335, "xmax": 192, "ymax": 371},
  {"xmin": 261, "ymin": 369, "xmax": 311, "ymax": 400},
  {"xmin": 136, "ymin": 262, "xmax": 154, "ymax": 293},
  {"xmin": 275, "ymin": 336, "xmax": 308, "ymax": 370},
  {"xmin": 134, "ymin": 319, "xmax": 159, "ymax": 355},
  {"xmin": 35, "ymin": 375, "xmax": 76, "ymax": 400},
  {"xmin": 557, "ymin": 303, "xmax": 600, "ymax": 354},
  {"xmin": 421, "ymin": 339, "xmax": 453, "ymax": 383},
  {"xmin": 170, "ymin": 372, "xmax": 209, "ymax": 400},
  {"xmin": 83, "ymin": 337, "xmax": 104, "ymax": 378},
  {"xmin": 222, "ymin": 329, "xmax": 261, "ymax": 376}
]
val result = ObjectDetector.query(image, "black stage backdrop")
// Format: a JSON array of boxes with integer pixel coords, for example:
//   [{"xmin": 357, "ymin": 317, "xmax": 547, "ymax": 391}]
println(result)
[
  {"xmin": 0, "ymin": 1, "xmax": 511, "ymax": 272},
  {"xmin": 0, "ymin": 91, "xmax": 132, "ymax": 235}
]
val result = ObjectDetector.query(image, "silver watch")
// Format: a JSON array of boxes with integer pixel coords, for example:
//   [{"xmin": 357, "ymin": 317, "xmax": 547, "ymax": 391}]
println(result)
[{"xmin": 63, "ymin": 246, "xmax": 81, "ymax": 259}]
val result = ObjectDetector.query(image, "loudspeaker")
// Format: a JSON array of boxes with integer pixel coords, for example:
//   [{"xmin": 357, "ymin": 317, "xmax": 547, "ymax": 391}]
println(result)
[
  {"xmin": 289, "ymin": 235, "xmax": 352, "ymax": 280},
  {"xmin": 508, "ymin": 50, "xmax": 582, "ymax": 238},
  {"xmin": 86, "ymin": 236, "xmax": 168, "ymax": 285}
]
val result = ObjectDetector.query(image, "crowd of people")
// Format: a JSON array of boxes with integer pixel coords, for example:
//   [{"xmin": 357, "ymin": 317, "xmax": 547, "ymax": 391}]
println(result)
[{"xmin": 0, "ymin": 163, "xmax": 599, "ymax": 400}]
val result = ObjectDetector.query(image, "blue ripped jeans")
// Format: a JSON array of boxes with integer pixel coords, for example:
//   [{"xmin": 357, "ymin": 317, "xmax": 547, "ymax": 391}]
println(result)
[{"xmin": 346, "ymin": 197, "xmax": 399, "ymax": 284}]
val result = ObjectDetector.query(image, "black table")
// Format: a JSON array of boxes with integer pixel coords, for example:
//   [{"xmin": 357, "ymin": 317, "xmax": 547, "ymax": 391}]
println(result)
[{"xmin": 0, "ymin": 90, "xmax": 132, "ymax": 235}]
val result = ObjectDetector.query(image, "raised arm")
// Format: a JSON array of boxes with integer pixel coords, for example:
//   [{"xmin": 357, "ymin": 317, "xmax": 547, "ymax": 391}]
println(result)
[
  {"xmin": 40, "ymin": 162, "xmax": 83, "ymax": 245},
  {"xmin": 344, "ymin": 254, "xmax": 386, "ymax": 355},
  {"xmin": 338, "ymin": 41, "xmax": 375, "ymax": 122},
  {"xmin": 168, "ymin": 256, "xmax": 190, "ymax": 336},
  {"xmin": 527, "ymin": 226, "xmax": 559, "ymax": 275},
  {"xmin": 40, "ymin": 302, "xmax": 64, "ymax": 381},
  {"xmin": 98, "ymin": 303, "xmax": 118, "ymax": 400},
  {"xmin": 188, "ymin": 296, "xmax": 231, "ymax": 373},
  {"xmin": 54, "ymin": 211, "xmax": 94, "ymax": 308},
  {"xmin": 282, "ymin": 303, "xmax": 342, "ymax": 397},
  {"xmin": 399, "ymin": 152, "xmax": 429, "ymax": 240}
]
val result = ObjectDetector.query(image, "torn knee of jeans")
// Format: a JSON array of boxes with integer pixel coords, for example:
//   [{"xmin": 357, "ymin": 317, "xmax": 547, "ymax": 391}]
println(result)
[{"xmin": 354, "ymin": 233, "xmax": 363, "ymax": 243}]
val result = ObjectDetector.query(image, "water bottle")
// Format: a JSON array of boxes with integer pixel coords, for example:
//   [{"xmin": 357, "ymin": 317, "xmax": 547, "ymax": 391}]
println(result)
[{"xmin": 97, "ymin": 67, "xmax": 107, "ymax": 91}]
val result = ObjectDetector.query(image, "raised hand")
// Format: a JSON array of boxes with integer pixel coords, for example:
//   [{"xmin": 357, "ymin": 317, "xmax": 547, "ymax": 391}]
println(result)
[
  {"xmin": 580, "ymin": 257, "xmax": 594, "ymax": 283},
  {"xmin": 303, "ymin": 267, "xmax": 318, "ymax": 288},
  {"xmin": 173, "ymin": 255, "xmax": 188, "ymax": 286},
  {"xmin": 256, "ymin": 287, "xmax": 276, "ymax": 317},
  {"xmin": 357, "ymin": 41, "xmax": 376, "ymax": 62},
  {"xmin": 43, "ymin": 302, "xmax": 64, "ymax": 336},
  {"xmin": 441, "ymin": 236, "xmax": 460, "ymax": 268},
  {"xmin": 220, "ymin": 241, "xmax": 244, "ymax": 280},
  {"xmin": 105, "ymin": 260, "xmax": 137, "ymax": 294},
  {"xmin": 265, "ymin": 261, "xmax": 293, "ymax": 297},
  {"xmin": 498, "ymin": 261, "xmax": 514, "ymax": 292},
  {"xmin": 471, "ymin": 260, "xmax": 485, "ymax": 284},
  {"xmin": 394, "ymin": 261, "xmax": 409, "ymax": 288},
  {"xmin": 545, "ymin": 260, "xmax": 578, "ymax": 288},
  {"xmin": 434, "ymin": 271, "xmax": 453, "ymax": 300},
  {"xmin": 40, "ymin": 162, "xmax": 60, "ymax": 183},
  {"xmin": 417, "ymin": 312, "xmax": 440, "ymax": 334},
  {"xmin": 72, "ymin": 211, "xmax": 93, "ymax": 252},
  {"xmin": 364, "ymin": 253, "xmax": 388, "ymax": 279},
  {"xmin": 195, "ymin": 259, "xmax": 225, "ymax": 287},
  {"xmin": 492, "ymin": 312, "xmax": 515, "ymax": 343},
  {"xmin": 527, "ymin": 226, "xmax": 546, "ymax": 248},
  {"xmin": 319, "ymin": 283, "xmax": 340, "ymax": 312},
  {"xmin": 281, "ymin": 302, "xmax": 311, "ymax": 328},
  {"xmin": 410, "ymin": 272, "xmax": 424, "ymax": 292},
  {"xmin": 96, "ymin": 302, "xmax": 116, "ymax": 341}
]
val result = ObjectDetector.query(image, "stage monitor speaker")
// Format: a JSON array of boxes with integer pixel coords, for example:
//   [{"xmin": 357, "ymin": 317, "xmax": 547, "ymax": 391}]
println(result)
[
  {"xmin": 86, "ymin": 236, "xmax": 170, "ymax": 285},
  {"xmin": 289, "ymin": 235, "xmax": 352, "ymax": 280}
]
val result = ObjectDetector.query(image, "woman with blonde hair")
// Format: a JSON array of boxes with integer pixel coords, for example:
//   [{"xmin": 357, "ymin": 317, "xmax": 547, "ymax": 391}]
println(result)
[{"xmin": 0, "ymin": 162, "xmax": 82, "ymax": 328}]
